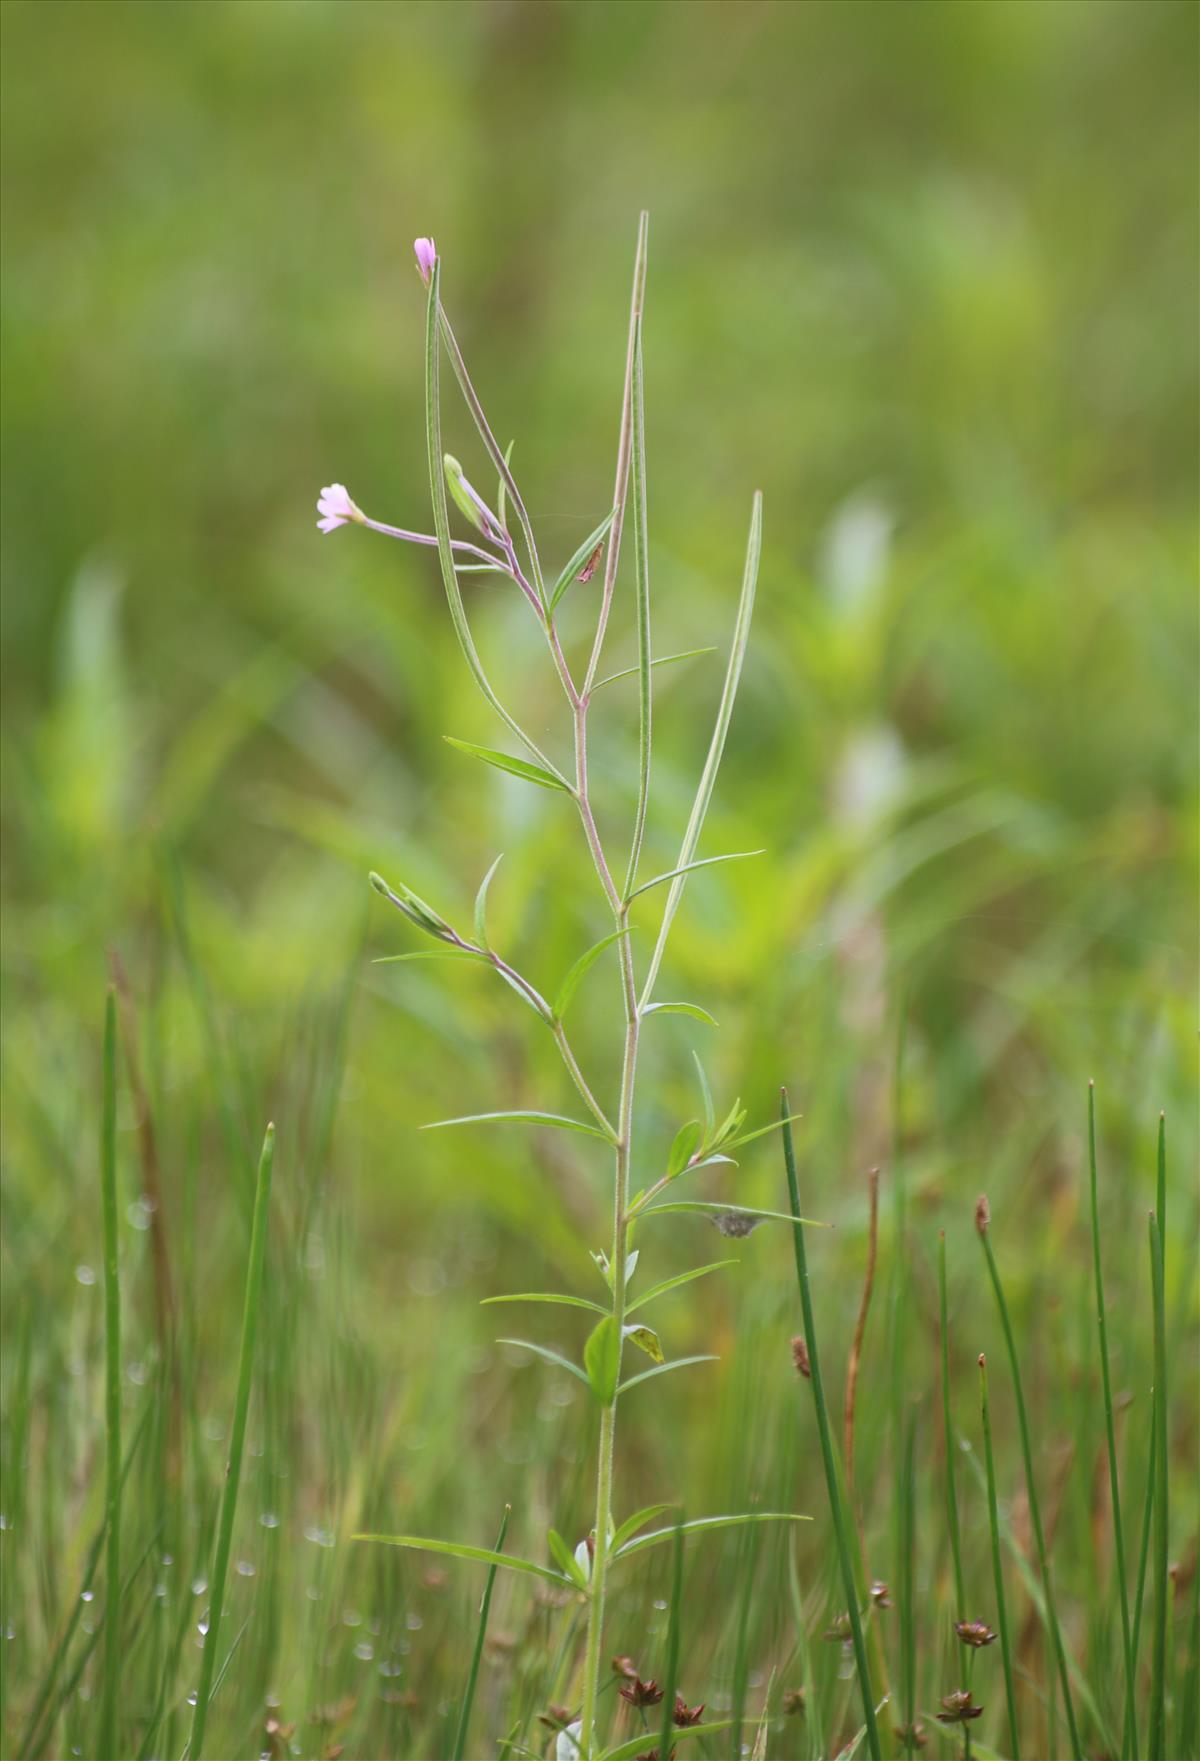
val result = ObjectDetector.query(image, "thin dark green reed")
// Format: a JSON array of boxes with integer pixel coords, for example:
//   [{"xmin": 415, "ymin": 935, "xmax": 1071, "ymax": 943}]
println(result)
[
  {"xmin": 781, "ymin": 1089, "xmax": 881, "ymax": 1761},
  {"xmin": 938, "ymin": 1236, "xmax": 971, "ymax": 1761},
  {"xmin": 978, "ymin": 1354, "xmax": 1019, "ymax": 1760},
  {"xmin": 898, "ymin": 1414, "xmax": 917, "ymax": 1749},
  {"xmin": 188, "ymin": 1121, "xmax": 275, "ymax": 1761},
  {"xmin": 1147, "ymin": 1211, "xmax": 1168, "ymax": 1761},
  {"xmin": 1088, "ymin": 1083, "xmax": 1137, "ymax": 1761},
  {"xmin": 99, "ymin": 987, "xmax": 121, "ymax": 1761},
  {"xmin": 657, "ymin": 1518, "xmax": 684, "ymax": 1761},
  {"xmin": 976, "ymin": 1197, "xmax": 1081, "ymax": 1761},
  {"xmin": 451, "ymin": 1503, "xmax": 510, "ymax": 1761},
  {"xmin": 1131, "ymin": 1419, "xmax": 1156, "ymax": 1733}
]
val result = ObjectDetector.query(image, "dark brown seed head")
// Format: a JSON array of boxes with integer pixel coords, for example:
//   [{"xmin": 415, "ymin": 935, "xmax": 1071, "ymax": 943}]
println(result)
[
  {"xmin": 955, "ymin": 1619, "xmax": 997, "ymax": 1648},
  {"xmin": 823, "ymin": 1611, "xmax": 852, "ymax": 1642},
  {"xmin": 620, "ymin": 1676, "xmax": 665, "ymax": 1709},
  {"xmin": 782, "ymin": 1687, "xmax": 806, "ymax": 1716},
  {"xmin": 536, "ymin": 1704, "xmax": 577, "ymax": 1732},
  {"xmin": 672, "ymin": 1695, "xmax": 705, "ymax": 1727},
  {"xmin": 635, "ymin": 1748, "xmax": 676, "ymax": 1761},
  {"xmin": 791, "ymin": 1336, "xmax": 811, "ymax": 1378},
  {"xmin": 975, "ymin": 1193, "xmax": 991, "ymax": 1235},
  {"xmin": 937, "ymin": 1691, "xmax": 984, "ymax": 1724},
  {"xmin": 612, "ymin": 1654, "xmax": 639, "ymax": 1681},
  {"xmin": 894, "ymin": 1722, "xmax": 928, "ymax": 1750}
]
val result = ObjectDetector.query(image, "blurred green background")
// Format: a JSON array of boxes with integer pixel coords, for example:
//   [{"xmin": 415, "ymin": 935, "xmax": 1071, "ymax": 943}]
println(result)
[{"xmin": 1, "ymin": 2, "xmax": 1196, "ymax": 1757}]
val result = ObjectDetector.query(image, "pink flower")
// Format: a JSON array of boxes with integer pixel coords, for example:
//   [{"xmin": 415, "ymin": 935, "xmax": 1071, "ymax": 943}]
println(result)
[
  {"xmin": 414, "ymin": 237, "xmax": 437, "ymax": 284},
  {"xmin": 316, "ymin": 483, "xmax": 361, "ymax": 534}
]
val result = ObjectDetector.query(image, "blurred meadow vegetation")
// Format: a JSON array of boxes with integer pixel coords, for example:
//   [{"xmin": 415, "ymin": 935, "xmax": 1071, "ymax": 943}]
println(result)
[{"xmin": 1, "ymin": 2, "xmax": 1196, "ymax": 1758}]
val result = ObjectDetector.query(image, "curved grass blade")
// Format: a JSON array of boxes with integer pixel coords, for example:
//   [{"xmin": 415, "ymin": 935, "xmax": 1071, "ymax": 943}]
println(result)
[
  {"xmin": 444, "ymin": 736, "xmax": 572, "ymax": 794},
  {"xmin": 451, "ymin": 1504, "xmax": 511, "ymax": 1761},
  {"xmin": 372, "ymin": 949, "xmax": 484, "ymax": 965},
  {"xmin": 637, "ymin": 1199, "xmax": 827, "ymax": 1229},
  {"xmin": 481, "ymin": 1292, "xmax": 607, "ymax": 1316},
  {"xmin": 497, "ymin": 1339, "xmax": 590, "ymax": 1386},
  {"xmin": 600, "ymin": 1722, "xmax": 733, "ymax": 1761},
  {"xmin": 656, "ymin": 1518, "xmax": 684, "ymax": 1761},
  {"xmin": 1148, "ymin": 1212, "xmax": 1168, "ymax": 1761},
  {"xmin": 639, "ymin": 492, "xmax": 761, "ymax": 1007},
  {"xmin": 592, "ymin": 647, "xmax": 716, "ymax": 693},
  {"xmin": 552, "ymin": 927, "xmax": 631, "ymax": 1022},
  {"xmin": 422, "ymin": 1109, "xmax": 611, "ymax": 1141},
  {"xmin": 548, "ymin": 511, "xmax": 616, "ymax": 613},
  {"xmin": 979, "ymin": 1354, "xmax": 1020, "ymax": 1760},
  {"xmin": 781, "ymin": 1088, "xmax": 882, "ymax": 1761},
  {"xmin": 616, "ymin": 1354, "xmax": 718, "ymax": 1395},
  {"xmin": 189, "ymin": 1121, "xmax": 275, "ymax": 1761},
  {"xmin": 496, "ymin": 439, "xmax": 514, "ymax": 535},
  {"xmin": 626, "ymin": 849, "xmax": 765, "ymax": 905},
  {"xmin": 614, "ymin": 1511, "xmax": 810, "ymax": 1561},
  {"xmin": 354, "ymin": 1532, "xmax": 573, "ymax": 1588},
  {"xmin": 547, "ymin": 1528, "xmax": 588, "ymax": 1588},
  {"xmin": 626, "ymin": 1260, "xmax": 733, "ymax": 1314},
  {"xmin": 724, "ymin": 1111, "xmax": 804, "ymax": 1151}
]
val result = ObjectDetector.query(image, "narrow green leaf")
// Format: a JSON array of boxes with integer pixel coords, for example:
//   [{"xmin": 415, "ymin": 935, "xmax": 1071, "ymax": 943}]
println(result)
[
  {"xmin": 638, "ymin": 1200, "xmax": 827, "ymax": 1228},
  {"xmin": 667, "ymin": 1119, "xmax": 703, "ymax": 1179},
  {"xmin": 474, "ymin": 853, "xmax": 504, "ymax": 950},
  {"xmin": 98, "ymin": 990, "xmax": 121, "ymax": 1761},
  {"xmin": 584, "ymin": 1315, "xmax": 621, "ymax": 1403},
  {"xmin": 725, "ymin": 1111, "xmax": 804, "ymax": 1151},
  {"xmin": 614, "ymin": 1511, "xmax": 810, "ymax": 1561},
  {"xmin": 639, "ymin": 492, "xmax": 762, "ymax": 1008},
  {"xmin": 547, "ymin": 1528, "xmax": 587, "ymax": 1588},
  {"xmin": 481, "ymin": 1292, "xmax": 607, "ymax": 1316},
  {"xmin": 644, "ymin": 1001, "xmax": 718, "ymax": 1027},
  {"xmin": 496, "ymin": 439, "xmax": 514, "ymax": 534},
  {"xmin": 452, "ymin": 1505, "xmax": 510, "ymax": 1761},
  {"xmin": 592, "ymin": 648, "xmax": 717, "ymax": 693},
  {"xmin": 627, "ymin": 849, "xmax": 765, "ymax": 904},
  {"xmin": 354, "ymin": 1533, "xmax": 572, "ymax": 1588},
  {"xmin": 370, "ymin": 868, "xmax": 454, "ymax": 940},
  {"xmin": 692, "ymin": 1051, "xmax": 716, "ymax": 1139},
  {"xmin": 372, "ymin": 949, "xmax": 484, "ymax": 965},
  {"xmin": 623, "ymin": 1324, "xmax": 664, "ymax": 1364},
  {"xmin": 626, "ymin": 1260, "xmax": 734, "ymax": 1314},
  {"xmin": 423, "ymin": 259, "xmax": 563, "ymax": 778},
  {"xmin": 422, "ymin": 1110, "xmax": 611, "ymax": 1141},
  {"xmin": 600, "ymin": 1723, "xmax": 733, "ymax": 1761},
  {"xmin": 496, "ymin": 1339, "xmax": 590, "ymax": 1386},
  {"xmin": 552, "ymin": 926, "xmax": 631, "ymax": 1022},
  {"xmin": 621, "ymin": 315, "xmax": 651, "ymax": 898},
  {"xmin": 444, "ymin": 736, "xmax": 572, "ymax": 794},
  {"xmin": 548, "ymin": 511, "xmax": 616, "ymax": 613},
  {"xmin": 617, "ymin": 1354, "xmax": 718, "ymax": 1395},
  {"xmin": 609, "ymin": 1503, "xmax": 678, "ymax": 1556}
]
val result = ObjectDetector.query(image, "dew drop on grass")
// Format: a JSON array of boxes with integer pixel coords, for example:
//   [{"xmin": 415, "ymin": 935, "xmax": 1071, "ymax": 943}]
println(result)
[
  {"xmin": 186, "ymin": 1692, "xmax": 197, "ymax": 1707},
  {"xmin": 405, "ymin": 1613, "xmax": 423, "ymax": 1631},
  {"xmin": 342, "ymin": 1608, "xmax": 362, "ymax": 1627},
  {"xmin": 259, "ymin": 1511, "xmax": 280, "ymax": 1529},
  {"xmin": 191, "ymin": 1577, "xmax": 208, "ymax": 1596},
  {"xmin": 354, "ymin": 1641, "xmax": 374, "ymax": 1661},
  {"xmin": 127, "ymin": 1198, "xmax": 152, "ymax": 1231},
  {"xmin": 304, "ymin": 1524, "xmax": 335, "ymax": 1548},
  {"xmin": 236, "ymin": 1559, "xmax": 256, "ymax": 1577},
  {"xmin": 80, "ymin": 1590, "xmax": 94, "ymax": 1602},
  {"xmin": 75, "ymin": 1265, "xmax": 96, "ymax": 1286}
]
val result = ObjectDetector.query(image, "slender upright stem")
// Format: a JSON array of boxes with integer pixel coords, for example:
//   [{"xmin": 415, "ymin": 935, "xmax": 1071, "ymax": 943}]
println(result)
[
  {"xmin": 1147, "ymin": 1212, "xmax": 1168, "ymax": 1761},
  {"xmin": 979, "ymin": 1354, "xmax": 1020, "ymax": 1760},
  {"xmin": 99, "ymin": 988, "xmax": 121, "ymax": 1761},
  {"xmin": 1088, "ymin": 1084, "xmax": 1136, "ymax": 1761}
]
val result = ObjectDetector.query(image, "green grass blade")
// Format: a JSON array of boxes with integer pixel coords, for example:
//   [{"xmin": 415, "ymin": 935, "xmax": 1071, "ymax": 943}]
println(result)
[
  {"xmin": 1088, "ymin": 1084, "xmax": 1136, "ymax": 1761},
  {"xmin": 351, "ymin": 1533, "xmax": 572, "ymax": 1588},
  {"xmin": 451, "ymin": 1503, "xmax": 511, "ymax": 1761},
  {"xmin": 600, "ymin": 1721, "xmax": 733, "ymax": 1761},
  {"xmin": 642, "ymin": 1001, "xmax": 718, "ymax": 1026},
  {"xmin": 99, "ymin": 987, "xmax": 121, "ymax": 1761},
  {"xmin": 780, "ymin": 1088, "xmax": 882, "ymax": 1761},
  {"xmin": 637, "ymin": 1199, "xmax": 826, "ymax": 1229},
  {"xmin": 496, "ymin": 1338, "xmax": 590, "ymax": 1386},
  {"xmin": 616, "ymin": 1354, "xmax": 718, "ymax": 1395},
  {"xmin": 188, "ymin": 1121, "xmax": 275, "ymax": 1761},
  {"xmin": 1148, "ymin": 1211, "xmax": 1168, "ymax": 1761},
  {"xmin": 444, "ymin": 736, "xmax": 573, "ymax": 793},
  {"xmin": 657, "ymin": 1517, "xmax": 685, "ymax": 1761},
  {"xmin": 939, "ymin": 1235, "xmax": 966, "ymax": 1624},
  {"xmin": 473, "ymin": 853, "xmax": 504, "ymax": 949},
  {"xmin": 609, "ymin": 1503, "xmax": 678, "ymax": 1555},
  {"xmin": 638, "ymin": 492, "xmax": 761, "ymax": 1008},
  {"xmin": 625, "ymin": 849, "xmax": 765, "ymax": 904},
  {"xmin": 481, "ymin": 1292, "xmax": 608, "ymax": 1316},
  {"xmin": 979, "ymin": 1354, "xmax": 1020, "ymax": 1760},
  {"xmin": 622, "ymin": 316, "xmax": 652, "ymax": 899}
]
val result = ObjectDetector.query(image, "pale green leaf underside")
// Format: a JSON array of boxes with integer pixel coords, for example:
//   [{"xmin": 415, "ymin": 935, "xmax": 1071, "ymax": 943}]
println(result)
[
  {"xmin": 353, "ymin": 1533, "xmax": 572, "ymax": 1587},
  {"xmin": 601, "ymin": 1722, "xmax": 734, "ymax": 1761},
  {"xmin": 422, "ymin": 1110, "xmax": 610, "ymax": 1140},
  {"xmin": 608, "ymin": 1502, "xmax": 679, "ymax": 1555},
  {"xmin": 638, "ymin": 1200, "xmax": 829, "ymax": 1228},
  {"xmin": 372, "ymin": 950, "xmax": 483, "ymax": 965},
  {"xmin": 444, "ymin": 736, "xmax": 572, "ymax": 794},
  {"xmin": 644, "ymin": 1000, "xmax": 719, "ymax": 1027}
]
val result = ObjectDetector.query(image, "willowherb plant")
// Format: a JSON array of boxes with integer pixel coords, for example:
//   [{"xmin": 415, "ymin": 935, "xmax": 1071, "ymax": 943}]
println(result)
[{"xmin": 318, "ymin": 217, "xmax": 814, "ymax": 1758}]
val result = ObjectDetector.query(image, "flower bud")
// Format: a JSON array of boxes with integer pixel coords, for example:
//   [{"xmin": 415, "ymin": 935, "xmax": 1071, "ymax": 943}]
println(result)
[
  {"xmin": 443, "ymin": 454, "xmax": 500, "ymax": 538},
  {"xmin": 413, "ymin": 237, "xmax": 437, "ymax": 284}
]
